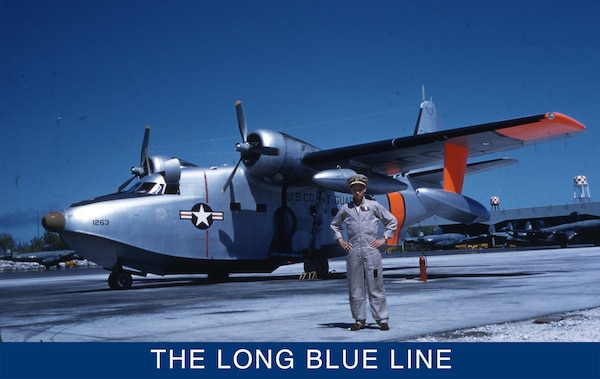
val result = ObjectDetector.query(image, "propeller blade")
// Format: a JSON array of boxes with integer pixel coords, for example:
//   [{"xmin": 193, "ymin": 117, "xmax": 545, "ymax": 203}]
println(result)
[
  {"xmin": 224, "ymin": 101, "xmax": 278, "ymax": 194},
  {"xmin": 140, "ymin": 125, "xmax": 150, "ymax": 163},
  {"xmin": 235, "ymin": 101, "xmax": 247, "ymax": 142},
  {"xmin": 141, "ymin": 125, "xmax": 151, "ymax": 175},
  {"xmin": 221, "ymin": 158, "xmax": 242, "ymax": 194}
]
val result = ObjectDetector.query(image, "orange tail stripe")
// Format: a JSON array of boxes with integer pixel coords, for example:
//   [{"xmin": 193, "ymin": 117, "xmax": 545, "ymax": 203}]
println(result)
[
  {"xmin": 386, "ymin": 192, "xmax": 405, "ymax": 244},
  {"xmin": 496, "ymin": 112, "xmax": 586, "ymax": 141},
  {"xmin": 443, "ymin": 142, "xmax": 469, "ymax": 194}
]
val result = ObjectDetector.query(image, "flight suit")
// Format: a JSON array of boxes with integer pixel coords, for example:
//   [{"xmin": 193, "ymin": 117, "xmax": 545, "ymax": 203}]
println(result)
[{"xmin": 331, "ymin": 198, "xmax": 398, "ymax": 324}]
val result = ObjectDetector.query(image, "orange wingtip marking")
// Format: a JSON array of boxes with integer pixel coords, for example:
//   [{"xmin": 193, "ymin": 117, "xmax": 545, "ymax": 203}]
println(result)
[
  {"xmin": 497, "ymin": 112, "xmax": 586, "ymax": 141},
  {"xmin": 386, "ymin": 192, "xmax": 405, "ymax": 244}
]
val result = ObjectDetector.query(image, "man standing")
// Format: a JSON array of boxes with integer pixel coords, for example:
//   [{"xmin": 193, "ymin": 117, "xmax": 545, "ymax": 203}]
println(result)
[{"xmin": 330, "ymin": 174, "xmax": 398, "ymax": 331}]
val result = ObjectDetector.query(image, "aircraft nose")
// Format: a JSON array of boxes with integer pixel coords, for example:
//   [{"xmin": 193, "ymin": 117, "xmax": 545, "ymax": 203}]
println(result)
[{"xmin": 42, "ymin": 212, "xmax": 66, "ymax": 232}]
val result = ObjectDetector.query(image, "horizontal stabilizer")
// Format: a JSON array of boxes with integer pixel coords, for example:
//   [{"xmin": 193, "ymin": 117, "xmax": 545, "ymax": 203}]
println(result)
[{"xmin": 416, "ymin": 187, "xmax": 489, "ymax": 224}]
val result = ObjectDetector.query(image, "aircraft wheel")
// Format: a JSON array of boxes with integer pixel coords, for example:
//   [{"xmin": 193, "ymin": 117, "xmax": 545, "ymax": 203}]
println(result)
[{"xmin": 108, "ymin": 271, "xmax": 133, "ymax": 290}]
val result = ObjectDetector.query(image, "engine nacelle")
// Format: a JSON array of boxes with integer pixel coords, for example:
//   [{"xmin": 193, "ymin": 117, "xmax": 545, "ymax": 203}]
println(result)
[
  {"xmin": 148, "ymin": 155, "xmax": 181, "ymax": 184},
  {"xmin": 243, "ymin": 129, "xmax": 320, "ymax": 183},
  {"xmin": 313, "ymin": 168, "xmax": 408, "ymax": 194},
  {"xmin": 416, "ymin": 187, "xmax": 489, "ymax": 224}
]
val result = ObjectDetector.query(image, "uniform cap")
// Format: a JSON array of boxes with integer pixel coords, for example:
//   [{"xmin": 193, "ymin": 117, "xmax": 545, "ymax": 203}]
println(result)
[{"xmin": 347, "ymin": 174, "xmax": 368, "ymax": 188}]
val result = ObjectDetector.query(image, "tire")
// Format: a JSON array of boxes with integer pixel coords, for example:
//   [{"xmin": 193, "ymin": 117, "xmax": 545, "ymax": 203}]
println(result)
[{"xmin": 108, "ymin": 271, "xmax": 133, "ymax": 290}]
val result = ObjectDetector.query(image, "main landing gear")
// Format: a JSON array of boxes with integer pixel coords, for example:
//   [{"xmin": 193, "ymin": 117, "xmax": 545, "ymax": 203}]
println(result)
[{"xmin": 303, "ymin": 256, "xmax": 329, "ymax": 279}]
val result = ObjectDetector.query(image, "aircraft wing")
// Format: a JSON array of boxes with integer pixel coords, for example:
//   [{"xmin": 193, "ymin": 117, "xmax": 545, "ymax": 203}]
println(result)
[
  {"xmin": 408, "ymin": 157, "xmax": 518, "ymax": 185},
  {"xmin": 301, "ymin": 112, "xmax": 585, "ymax": 176}
]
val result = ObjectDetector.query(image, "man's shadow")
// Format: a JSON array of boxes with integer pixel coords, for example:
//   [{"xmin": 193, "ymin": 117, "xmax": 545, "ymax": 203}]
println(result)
[{"xmin": 320, "ymin": 322, "xmax": 382, "ymax": 330}]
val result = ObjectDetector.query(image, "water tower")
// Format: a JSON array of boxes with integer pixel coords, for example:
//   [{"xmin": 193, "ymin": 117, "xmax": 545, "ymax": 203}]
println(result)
[
  {"xmin": 573, "ymin": 175, "xmax": 591, "ymax": 203},
  {"xmin": 490, "ymin": 196, "xmax": 500, "ymax": 210}
]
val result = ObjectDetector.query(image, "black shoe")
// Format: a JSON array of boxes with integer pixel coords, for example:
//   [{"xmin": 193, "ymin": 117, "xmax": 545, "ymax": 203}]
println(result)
[
  {"xmin": 380, "ymin": 322, "xmax": 389, "ymax": 331},
  {"xmin": 350, "ymin": 321, "xmax": 365, "ymax": 331}
]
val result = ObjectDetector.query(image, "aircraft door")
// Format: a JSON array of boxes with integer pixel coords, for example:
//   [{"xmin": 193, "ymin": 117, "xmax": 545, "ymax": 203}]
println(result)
[
  {"xmin": 269, "ymin": 205, "xmax": 297, "ymax": 253},
  {"xmin": 269, "ymin": 186, "xmax": 329, "ymax": 255}
]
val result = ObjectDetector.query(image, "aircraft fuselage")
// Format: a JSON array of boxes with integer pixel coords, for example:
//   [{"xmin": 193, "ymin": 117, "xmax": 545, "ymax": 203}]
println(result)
[{"xmin": 47, "ymin": 165, "xmax": 425, "ymax": 281}]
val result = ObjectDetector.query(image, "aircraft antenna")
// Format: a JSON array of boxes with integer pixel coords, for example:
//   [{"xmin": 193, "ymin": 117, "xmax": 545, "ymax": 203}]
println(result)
[{"xmin": 421, "ymin": 85, "xmax": 425, "ymax": 102}]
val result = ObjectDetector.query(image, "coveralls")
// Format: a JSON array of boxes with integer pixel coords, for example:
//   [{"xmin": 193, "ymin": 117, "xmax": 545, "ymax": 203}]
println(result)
[{"xmin": 330, "ymin": 197, "xmax": 398, "ymax": 324}]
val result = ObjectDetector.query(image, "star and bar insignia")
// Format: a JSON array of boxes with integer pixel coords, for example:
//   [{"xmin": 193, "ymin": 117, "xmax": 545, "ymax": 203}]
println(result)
[{"xmin": 180, "ymin": 203, "xmax": 224, "ymax": 230}]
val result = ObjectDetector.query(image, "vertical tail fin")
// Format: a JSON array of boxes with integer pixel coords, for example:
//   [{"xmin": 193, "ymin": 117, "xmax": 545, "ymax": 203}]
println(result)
[
  {"xmin": 413, "ymin": 87, "xmax": 440, "ymax": 135},
  {"xmin": 412, "ymin": 89, "xmax": 469, "ymax": 194}
]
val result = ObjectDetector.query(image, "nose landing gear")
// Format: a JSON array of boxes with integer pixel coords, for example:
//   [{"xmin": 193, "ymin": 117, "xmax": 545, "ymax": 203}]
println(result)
[{"xmin": 108, "ymin": 270, "xmax": 133, "ymax": 290}]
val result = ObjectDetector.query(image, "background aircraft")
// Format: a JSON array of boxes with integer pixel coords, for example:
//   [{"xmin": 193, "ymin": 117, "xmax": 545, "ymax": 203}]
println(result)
[
  {"xmin": 491, "ymin": 218, "xmax": 600, "ymax": 248},
  {"xmin": 404, "ymin": 227, "xmax": 474, "ymax": 250},
  {"xmin": 42, "ymin": 98, "xmax": 586, "ymax": 289},
  {"xmin": 1, "ymin": 247, "xmax": 80, "ymax": 269}
]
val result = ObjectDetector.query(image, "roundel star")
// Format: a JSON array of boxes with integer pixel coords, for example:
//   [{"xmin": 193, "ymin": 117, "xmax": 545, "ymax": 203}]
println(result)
[{"xmin": 192, "ymin": 204, "xmax": 212, "ymax": 228}]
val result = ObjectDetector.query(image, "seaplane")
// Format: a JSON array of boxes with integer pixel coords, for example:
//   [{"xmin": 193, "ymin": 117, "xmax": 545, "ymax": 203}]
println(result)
[{"xmin": 42, "ymin": 95, "xmax": 586, "ymax": 289}]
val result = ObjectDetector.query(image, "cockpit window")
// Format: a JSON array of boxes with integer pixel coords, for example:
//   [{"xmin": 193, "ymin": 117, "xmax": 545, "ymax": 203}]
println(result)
[
  {"xmin": 132, "ymin": 182, "xmax": 164, "ymax": 195},
  {"xmin": 120, "ymin": 173, "xmax": 179, "ymax": 196},
  {"xmin": 122, "ymin": 174, "xmax": 165, "ymax": 195}
]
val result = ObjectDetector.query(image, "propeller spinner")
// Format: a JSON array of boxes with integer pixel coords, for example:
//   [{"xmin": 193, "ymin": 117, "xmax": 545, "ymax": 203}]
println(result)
[{"xmin": 221, "ymin": 101, "xmax": 279, "ymax": 193}]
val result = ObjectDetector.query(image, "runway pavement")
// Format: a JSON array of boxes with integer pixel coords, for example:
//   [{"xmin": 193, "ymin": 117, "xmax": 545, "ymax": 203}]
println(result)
[{"xmin": 1, "ymin": 246, "xmax": 599, "ymax": 342}]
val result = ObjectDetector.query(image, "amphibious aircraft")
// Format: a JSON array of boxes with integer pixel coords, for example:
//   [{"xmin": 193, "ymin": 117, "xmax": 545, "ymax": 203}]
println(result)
[
  {"xmin": 404, "ymin": 227, "xmax": 475, "ymax": 250},
  {"xmin": 42, "ymin": 97, "xmax": 586, "ymax": 289},
  {"xmin": 491, "ymin": 218, "xmax": 600, "ymax": 248}
]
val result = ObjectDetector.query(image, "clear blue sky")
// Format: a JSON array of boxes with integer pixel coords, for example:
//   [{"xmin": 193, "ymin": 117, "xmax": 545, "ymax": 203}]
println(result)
[{"xmin": 1, "ymin": 0, "xmax": 599, "ymax": 243}]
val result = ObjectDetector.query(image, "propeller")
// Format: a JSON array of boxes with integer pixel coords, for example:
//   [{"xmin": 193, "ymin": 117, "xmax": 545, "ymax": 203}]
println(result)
[
  {"xmin": 118, "ymin": 125, "xmax": 152, "ymax": 192},
  {"xmin": 221, "ymin": 101, "xmax": 279, "ymax": 193}
]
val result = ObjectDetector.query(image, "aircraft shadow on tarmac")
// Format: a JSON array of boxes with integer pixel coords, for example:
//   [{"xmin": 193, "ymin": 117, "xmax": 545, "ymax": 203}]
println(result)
[
  {"xmin": 56, "ymin": 265, "xmax": 541, "ymax": 295},
  {"xmin": 56, "ymin": 273, "xmax": 309, "ymax": 294},
  {"xmin": 61, "ymin": 266, "xmax": 417, "ymax": 294},
  {"xmin": 55, "ymin": 271, "xmax": 350, "ymax": 294}
]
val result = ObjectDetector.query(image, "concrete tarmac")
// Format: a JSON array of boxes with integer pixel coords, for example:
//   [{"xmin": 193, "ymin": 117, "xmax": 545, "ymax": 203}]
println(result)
[{"xmin": 1, "ymin": 246, "xmax": 599, "ymax": 342}]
